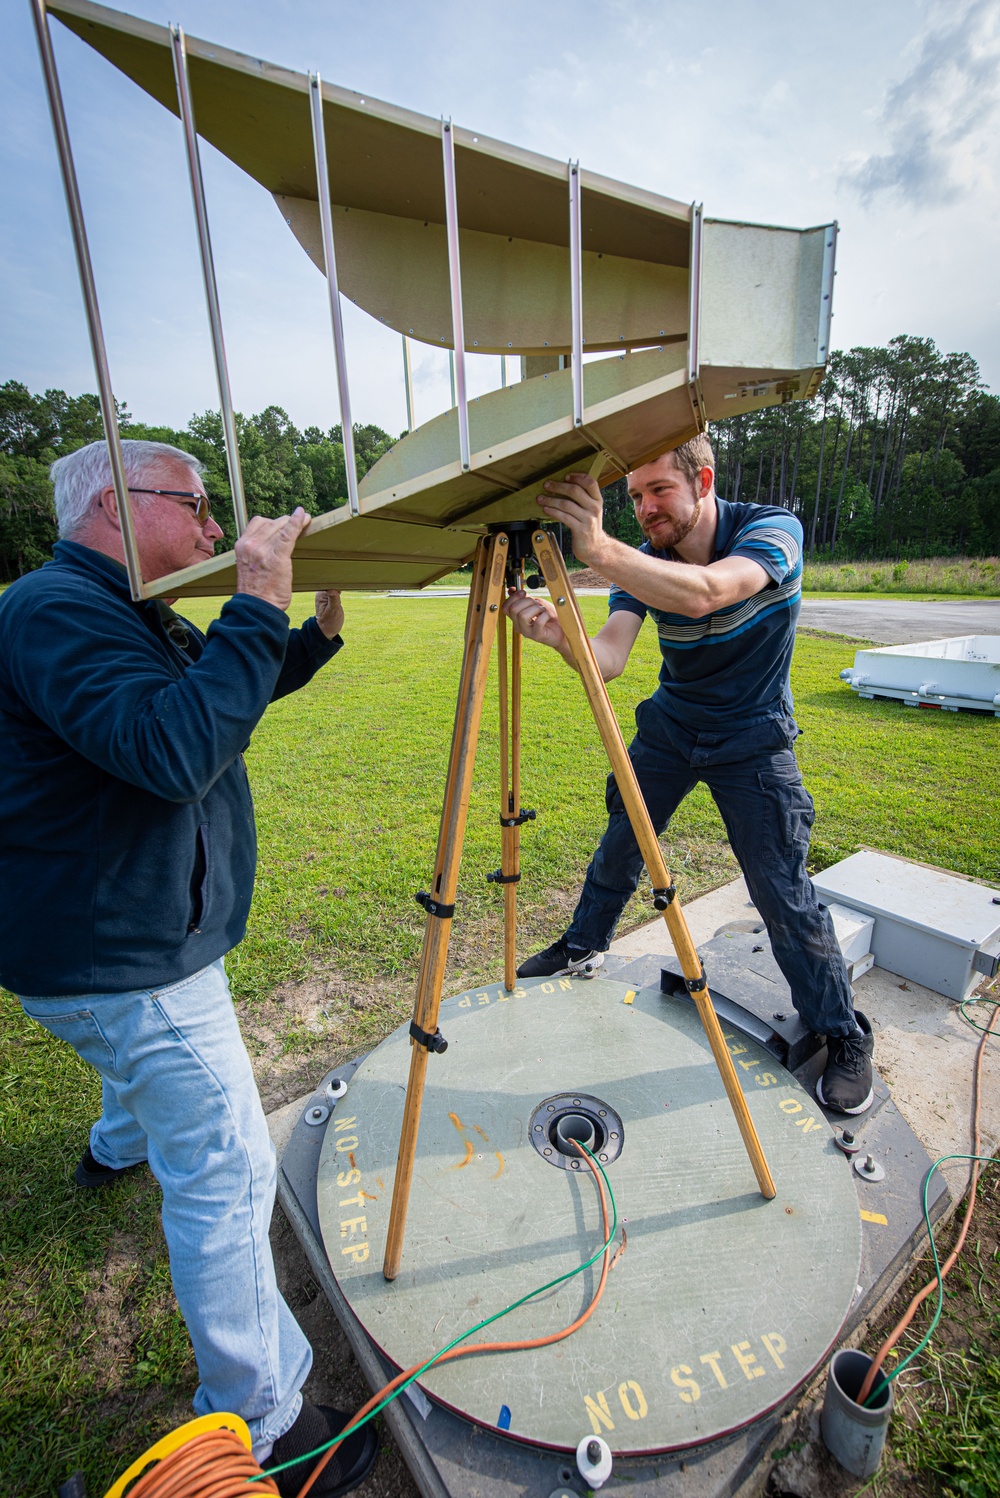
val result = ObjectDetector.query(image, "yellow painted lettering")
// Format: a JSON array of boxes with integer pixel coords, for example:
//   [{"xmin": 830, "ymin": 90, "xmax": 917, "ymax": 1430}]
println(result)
[
  {"xmin": 583, "ymin": 1392, "xmax": 615, "ymax": 1433},
  {"xmin": 761, "ymin": 1334, "xmax": 787, "ymax": 1369},
  {"xmin": 779, "ymin": 1100, "xmax": 802, "ymax": 1115},
  {"xmin": 336, "ymin": 1169, "xmax": 361, "ymax": 1187},
  {"xmin": 340, "ymin": 1216, "xmax": 367, "ymax": 1238},
  {"xmin": 699, "ymin": 1352, "xmax": 728, "ymax": 1388},
  {"xmin": 731, "ymin": 1342, "xmax": 765, "ymax": 1380},
  {"xmin": 738, "ymin": 1058, "xmax": 756, "ymax": 1071},
  {"xmin": 338, "ymin": 1191, "xmax": 365, "ymax": 1209},
  {"xmin": 458, "ymin": 996, "xmax": 472, "ymax": 1007},
  {"xmin": 513, "ymin": 987, "xmax": 527, "ymax": 997},
  {"xmin": 333, "ymin": 1117, "xmax": 357, "ymax": 1132},
  {"xmin": 558, "ymin": 978, "xmax": 572, "ymax": 991},
  {"xmin": 757, "ymin": 1073, "xmax": 778, "ymax": 1087},
  {"xmin": 728, "ymin": 1044, "xmax": 748, "ymax": 1056},
  {"xmin": 541, "ymin": 982, "xmax": 555, "ymax": 993},
  {"xmin": 335, "ymin": 1136, "xmax": 359, "ymax": 1151},
  {"xmin": 618, "ymin": 1380, "xmax": 648, "ymax": 1419},
  {"xmin": 794, "ymin": 1116, "xmax": 823, "ymax": 1133},
  {"xmin": 341, "ymin": 1243, "xmax": 369, "ymax": 1263},
  {"xmin": 670, "ymin": 1366, "xmax": 700, "ymax": 1404},
  {"xmin": 476, "ymin": 992, "xmax": 490, "ymax": 1005}
]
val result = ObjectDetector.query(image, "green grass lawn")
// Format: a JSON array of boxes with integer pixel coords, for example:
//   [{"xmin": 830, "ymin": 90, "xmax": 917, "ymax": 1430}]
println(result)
[{"xmin": 1, "ymin": 600, "xmax": 998, "ymax": 1495}]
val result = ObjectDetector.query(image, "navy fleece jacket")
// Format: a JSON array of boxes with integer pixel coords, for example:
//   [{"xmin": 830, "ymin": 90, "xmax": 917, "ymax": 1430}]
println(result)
[{"xmin": 0, "ymin": 540, "xmax": 342, "ymax": 997}]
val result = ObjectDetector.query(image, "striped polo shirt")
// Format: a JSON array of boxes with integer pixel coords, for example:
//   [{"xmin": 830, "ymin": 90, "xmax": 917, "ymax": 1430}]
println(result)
[{"xmin": 608, "ymin": 498, "xmax": 803, "ymax": 730}]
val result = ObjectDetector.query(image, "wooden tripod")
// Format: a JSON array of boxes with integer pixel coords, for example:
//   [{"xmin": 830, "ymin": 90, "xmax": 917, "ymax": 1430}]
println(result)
[{"xmin": 383, "ymin": 528, "xmax": 776, "ymax": 1281}]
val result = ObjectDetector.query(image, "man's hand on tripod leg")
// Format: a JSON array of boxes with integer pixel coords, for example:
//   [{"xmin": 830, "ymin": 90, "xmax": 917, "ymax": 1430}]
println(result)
[
  {"xmin": 504, "ymin": 591, "xmax": 570, "ymax": 656},
  {"xmin": 505, "ymin": 587, "xmax": 643, "ymax": 684}
]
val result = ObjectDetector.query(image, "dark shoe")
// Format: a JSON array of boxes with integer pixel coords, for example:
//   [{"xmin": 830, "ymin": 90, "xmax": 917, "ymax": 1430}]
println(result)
[
  {"xmin": 74, "ymin": 1147, "xmax": 142, "ymax": 1189},
  {"xmin": 816, "ymin": 1012, "xmax": 875, "ymax": 1115},
  {"xmin": 517, "ymin": 937, "xmax": 605, "ymax": 980},
  {"xmin": 264, "ymin": 1398, "xmax": 379, "ymax": 1498}
]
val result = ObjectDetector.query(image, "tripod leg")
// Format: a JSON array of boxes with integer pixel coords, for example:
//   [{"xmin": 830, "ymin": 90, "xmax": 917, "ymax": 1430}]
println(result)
[
  {"xmin": 383, "ymin": 534, "xmax": 508, "ymax": 1280},
  {"xmin": 507, "ymin": 617, "xmax": 523, "ymax": 988},
  {"xmin": 531, "ymin": 530, "xmax": 776, "ymax": 1201},
  {"xmin": 496, "ymin": 612, "xmax": 519, "ymax": 990}
]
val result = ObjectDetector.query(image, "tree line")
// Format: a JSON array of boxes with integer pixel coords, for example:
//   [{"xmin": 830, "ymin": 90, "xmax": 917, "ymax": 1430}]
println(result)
[
  {"xmin": 0, "ymin": 385, "xmax": 396, "ymax": 582},
  {"xmin": 706, "ymin": 336, "xmax": 1000, "ymax": 558},
  {"xmin": 3, "ymin": 332, "xmax": 999, "ymax": 581}
]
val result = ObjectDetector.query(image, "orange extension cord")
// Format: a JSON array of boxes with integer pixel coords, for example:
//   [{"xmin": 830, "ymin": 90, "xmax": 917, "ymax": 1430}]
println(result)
[
  {"xmin": 855, "ymin": 998, "xmax": 1000, "ymax": 1407},
  {"xmin": 110, "ymin": 1143, "xmax": 611, "ymax": 1498}
]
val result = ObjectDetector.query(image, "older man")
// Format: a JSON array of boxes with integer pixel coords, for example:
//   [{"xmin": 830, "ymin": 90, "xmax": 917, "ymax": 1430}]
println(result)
[
  {"xmin": 507, "ymin": 435, "xmax": 874, "ymax": 1117},
  {"xmin": 0, "ymin": 440, "xmax": 376, "ymax": 1495}
]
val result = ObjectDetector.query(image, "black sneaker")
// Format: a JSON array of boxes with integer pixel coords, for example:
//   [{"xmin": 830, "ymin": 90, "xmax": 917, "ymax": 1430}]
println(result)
[
  {"xmin": 816, "ymin": 1012, "xmax": 875, "ymax": 1115},
  {"xmin": 73, "ymin": 1147, "xmax": 143, "ymax": 1189},
  {"xmin": 517, "ymin": 937, "xmax": 605, "ymax": 980},
  {"xmin": 264, "ymin": 1398, "xmax": 379, "ymax": 1498}
]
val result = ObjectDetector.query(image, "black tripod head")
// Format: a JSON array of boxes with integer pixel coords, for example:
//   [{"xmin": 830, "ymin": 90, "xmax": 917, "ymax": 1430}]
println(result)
[{"xmin": 488, "ymin": 520, "xmax": 547, "ymax": 589}]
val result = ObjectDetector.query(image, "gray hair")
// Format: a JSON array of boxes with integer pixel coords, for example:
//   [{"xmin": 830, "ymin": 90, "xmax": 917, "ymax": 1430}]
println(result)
[{"xmin": 50, "ymin": 439, "xmax": 205, "ymax": 539}]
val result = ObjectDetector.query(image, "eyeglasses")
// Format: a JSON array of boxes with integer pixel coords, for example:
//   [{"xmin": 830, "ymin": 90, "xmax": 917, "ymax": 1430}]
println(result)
[{"xmin": 128, "ymin": 489, "xmax": 213, "ymax": 525}]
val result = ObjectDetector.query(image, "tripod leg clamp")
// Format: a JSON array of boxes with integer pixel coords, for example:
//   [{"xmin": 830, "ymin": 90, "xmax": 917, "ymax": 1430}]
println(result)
[
  {"xmin": 415, "ymin": 890, "xmax": 455, "ymax": 919},
  {"xmin": 486, "ymin": 869, "xmax": 521, "ymax": 885},
  {"xmin": 685, "ymin": 968, "xmax": 708, "ymax": 994},
  {"xmin": 652, "ymin": 884, "xmax": 676, "ymax": 910},
  {"xmin": 500, "ymin": 808, "xmax": 536, "ymax": 828},
  {"xmin": 410, "ymin": 1021, "xmax": 448, "ymax": 1053}
]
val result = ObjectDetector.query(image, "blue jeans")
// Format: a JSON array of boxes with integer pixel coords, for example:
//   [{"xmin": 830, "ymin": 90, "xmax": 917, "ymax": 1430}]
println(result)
[
  {"xmin": 18, "ymin": 959, "xmax": 311, "ymax": 1455},
  {"xmin": 566, "ymin": 698, "xmax": 857, "ymax": 1039}
]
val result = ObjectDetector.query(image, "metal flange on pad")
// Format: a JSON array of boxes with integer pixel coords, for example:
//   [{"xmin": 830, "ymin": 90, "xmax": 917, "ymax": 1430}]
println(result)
[{"xmin": 317, "ymin": 975, "xmax": 861, "ymax": 1455}]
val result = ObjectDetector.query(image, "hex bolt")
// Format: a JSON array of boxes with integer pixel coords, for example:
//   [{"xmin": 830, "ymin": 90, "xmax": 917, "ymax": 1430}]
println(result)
[
  {"xmin": 773, "ymin": 1012, "xmax": 787, "ymax": 1021},
  {"xmin": 843, "ymin": 1131, "xmax": 855, "ymax": 1145},
  {"xmin": 587, "ymin": 1440, "xmax": 602, "ymax": 1464}
]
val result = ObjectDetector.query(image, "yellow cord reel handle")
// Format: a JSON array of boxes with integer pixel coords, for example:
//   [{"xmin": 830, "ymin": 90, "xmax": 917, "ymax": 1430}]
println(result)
[{"xmin": 102, "ymin": 1412, "xmax": 251, "ymax": 1498}]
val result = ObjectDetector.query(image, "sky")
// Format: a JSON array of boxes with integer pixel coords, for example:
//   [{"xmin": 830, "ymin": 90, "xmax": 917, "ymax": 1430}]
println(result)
[{"xmin": 2, "ymin": 0, "xmax": 1000, "ymax": 438}]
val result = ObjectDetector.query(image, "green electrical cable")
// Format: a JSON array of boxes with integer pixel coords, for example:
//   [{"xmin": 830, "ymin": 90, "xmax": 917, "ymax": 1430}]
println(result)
[
  {"xmin": 863, "ymin": 995, "xmax": 1000, "ymax": 1408},
  {"xmin": 258, "ymin": 1143, "xmax": 618, "ymax": 1482},
  {"xmin": 862, "ymin": 1150, "xmax": 998, "ymax": 1407}
]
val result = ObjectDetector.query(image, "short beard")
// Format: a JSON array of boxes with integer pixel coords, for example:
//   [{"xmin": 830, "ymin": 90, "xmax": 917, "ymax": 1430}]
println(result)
[{"xmin": 640, "ymin": 496, "xmax": 702, "ymax": 552}]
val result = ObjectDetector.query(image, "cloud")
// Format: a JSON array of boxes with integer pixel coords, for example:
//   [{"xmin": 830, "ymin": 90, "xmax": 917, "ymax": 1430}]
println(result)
[{"xmin": 844, "ymin": 0, "xmax": 1000, "ymax": 205}]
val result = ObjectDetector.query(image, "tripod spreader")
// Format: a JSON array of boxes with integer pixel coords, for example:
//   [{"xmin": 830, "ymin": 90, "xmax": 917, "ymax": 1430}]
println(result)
[
  {"xmin": 652, "ymin": 883, "xmax": 676, "ymax": 909},
  {"xmin": 486, "ymin": 869, "xmax": 521, "ymax": 885}
]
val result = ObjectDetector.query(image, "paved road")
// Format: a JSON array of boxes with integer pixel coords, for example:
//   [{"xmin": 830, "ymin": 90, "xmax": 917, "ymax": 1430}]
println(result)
[
  {"xmin": 797, "ymin": 597, "xmax": 1000, "ymax": 644},
  {"xmin": 389, "ymin": 589, "xmax": 1000, "ymax": 646}
]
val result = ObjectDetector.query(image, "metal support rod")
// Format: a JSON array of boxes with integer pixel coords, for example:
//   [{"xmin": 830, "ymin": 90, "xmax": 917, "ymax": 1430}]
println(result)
[
  {"xmin": 309, "ymin": 72, "xmax": 360, "ymax": 516},
  {"xmin": 402, "ymin": 335, "xmax": 415, "ymax": 432},
  {"xmin": 569, "ymin": 160, "xmax": 584, "ymax": 429},
  {"xmin": 687, "ymin": 201, "xmax": 703, "ymax": 391},
  {"xmin": 531, "ymin": 530, "xmax": 777, "ymax": 1203},
  {"xmin": 170, "ymin": 24, "xmax": 249, "ymax": 536},
  {"xmin": 441, "ymin": 120, "xmax": 470, "ymax": 471},
  {"xmin": 448, "ymin": 349, "xmax": 457, "ymax": 410},
  {"xmin": 500, "ymin": 354, "xmax": 508, "ymax": 389},
  {"xmin": 31, "ymin": 0, "xmax": 144, "ymax": 600}
]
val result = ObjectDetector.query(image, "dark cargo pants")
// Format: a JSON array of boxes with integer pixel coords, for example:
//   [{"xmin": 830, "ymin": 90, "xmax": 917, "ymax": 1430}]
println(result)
[{"xmin": 565, "ymin": 697, "xmax": 857, "ymax": 1039}]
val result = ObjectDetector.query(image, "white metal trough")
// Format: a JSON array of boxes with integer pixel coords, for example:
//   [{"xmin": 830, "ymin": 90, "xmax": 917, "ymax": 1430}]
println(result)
[{"xmin": 840, "ymin": 636, "xmax": 1000, "ymax": 716}]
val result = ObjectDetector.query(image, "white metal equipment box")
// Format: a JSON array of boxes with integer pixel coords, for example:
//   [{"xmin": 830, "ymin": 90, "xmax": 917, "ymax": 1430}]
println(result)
[
  {"xmin": 840, "ymin": 636, "xmax": 1000, "ymax": 715},
  {"xmin": 813, "ymin": 851, "xmax": 1000, "ymax": 1002}
]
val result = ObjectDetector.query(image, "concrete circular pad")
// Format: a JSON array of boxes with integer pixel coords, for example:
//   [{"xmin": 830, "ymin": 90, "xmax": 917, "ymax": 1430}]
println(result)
[{"xmin": 318, "ymin": 975, "xmax": 861, "ymax": 1454}]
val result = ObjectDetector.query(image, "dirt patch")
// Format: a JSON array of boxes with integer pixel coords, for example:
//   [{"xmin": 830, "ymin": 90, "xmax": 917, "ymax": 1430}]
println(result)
[{"xmin": 568, "ymin": 567, "xmax": 611, "ymax": 588}]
